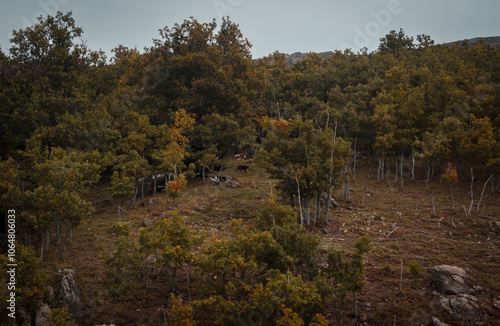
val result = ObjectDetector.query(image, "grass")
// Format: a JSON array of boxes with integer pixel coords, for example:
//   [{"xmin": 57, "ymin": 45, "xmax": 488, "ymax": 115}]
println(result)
[{"xmin": 36, "ymin": 159, "xmax": 500, "ymax": 325}]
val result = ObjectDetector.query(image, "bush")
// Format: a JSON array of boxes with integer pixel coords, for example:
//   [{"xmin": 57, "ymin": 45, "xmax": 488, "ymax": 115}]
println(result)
[{"xmin": 409, "ymin": 260, "xmax": 421, "ymax": 276}]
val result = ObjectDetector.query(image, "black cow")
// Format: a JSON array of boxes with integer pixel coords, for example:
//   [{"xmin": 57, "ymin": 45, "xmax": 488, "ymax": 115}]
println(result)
[{"xmin": 237, "ymin": 165, "xmax": 249, "ymax": 172}]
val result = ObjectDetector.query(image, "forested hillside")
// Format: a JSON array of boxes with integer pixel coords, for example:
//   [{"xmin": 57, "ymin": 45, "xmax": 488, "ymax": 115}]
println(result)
[{"xmin": 1, "ymin": 12, "xmax": 499, "ymax": 326}]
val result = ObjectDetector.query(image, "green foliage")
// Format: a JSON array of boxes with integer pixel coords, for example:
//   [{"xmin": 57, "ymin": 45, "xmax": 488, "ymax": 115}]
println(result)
[
  {"xmin": 48, "ymin": 307, "xmax": 77, "ymax": 326},
  {"xmin": 169, "ymin": 293, "xmax": 197, "ymax": 326},
  {"xmin": 104, "ymin": 233, "xmax": 140, "ymax": 307},
  {"xmin": 153, "ymin": 209, "xmax": 195, "ymax": 291},
  {"xmin": 113, "ymin": 222, "xmax": 131, "ymax": 236},
  {"xmin": 324, "ymin": 236, "xmax": 372, "ymax": 320},
  {"xmin": 409, "ymin": 260, "xmax": 421, "ymax": 276},
  {"xmin": 380, "ymin": 265, "xmax": 393, "ymax": 276},
  {"xmin": 0, "ymin": 244, "xmax": 46, "ymax": 322},
  {"xmin": 275, "ymin": 307, "xmax": 304, "ymax": 326}
]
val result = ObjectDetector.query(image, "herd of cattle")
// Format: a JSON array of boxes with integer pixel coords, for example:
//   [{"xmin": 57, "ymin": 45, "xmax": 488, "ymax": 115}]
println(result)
[{"xmin": 133, "ymin": 153, "xmax": 251, "ymax": 195}]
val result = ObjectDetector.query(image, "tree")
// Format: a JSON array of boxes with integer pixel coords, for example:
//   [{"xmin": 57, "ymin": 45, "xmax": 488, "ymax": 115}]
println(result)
[
  {"xmin": 104, "ymin": 223, "xmax": 140, "ymax": 325},
  {"xmin": 2, "ymin": 12, "xmax": 94, "ymax": 155},
  {"xmin": 153, "ymin": 210, "xmax": 194, "ymax": 292},
  {"xmin": 325, "ymin": 236, "xmax": 371, "ymax": 324},
  {"xmin": 257, "ymin": 117, "xmax": 349, "ymax": 225}
]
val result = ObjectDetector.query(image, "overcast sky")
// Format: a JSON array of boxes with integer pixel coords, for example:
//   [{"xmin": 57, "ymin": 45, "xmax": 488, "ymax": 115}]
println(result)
[{"xmin": 1, "ymin": 0, "xmax": 499, "ymax": 59}]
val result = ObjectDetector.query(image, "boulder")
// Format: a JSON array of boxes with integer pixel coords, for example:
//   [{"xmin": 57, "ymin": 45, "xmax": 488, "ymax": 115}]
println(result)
[
  {"xmin": 430, "ymin": 265, "xmax": 472, "ymax": 295},
  {"xmin": 35, "ymin": 303, "xmax": 51, "ymax": 326},
  {"xmin": 488, "ymin": 221, "xmax": 500, "ymax": 235},
  {"xmin": 141, "ymin": 219, "xmax": 154, "ymax": 228},
  {"xmin": 58, "ymin": 268, "xmax": 82, "ymax": 318},
  {"xmin": 437, "ymin": 294, "xmax": 479, "ymax": 323},
  {"xmin": 431, "ymin": 316, "xmax": 449, "ymax": 326}
]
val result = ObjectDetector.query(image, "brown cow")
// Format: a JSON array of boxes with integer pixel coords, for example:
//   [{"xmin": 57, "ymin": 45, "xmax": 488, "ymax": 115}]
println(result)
[{"xmin": 234, "ymin": 153, "xmax": 248, "ymax": 160}]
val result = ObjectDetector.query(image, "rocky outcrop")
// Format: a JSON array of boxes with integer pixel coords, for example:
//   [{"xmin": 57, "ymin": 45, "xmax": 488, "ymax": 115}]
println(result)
[
  {"xmin": 429, "ymin": 265, "xmax": 492, "ymax": 325},
  {"xmin": 431, "ymin": 316, "xmax": 449, "ymax": 326},
  {"xmin": 488, "ymin": 220, "xmax": 500, "ymax": 235},
  {"xmin": 58, "ymin": 268, "xmax": 82, "ymax": 319},
  {"xmin": 35, "ymin": 303, "xmax": 51, "ymax": 326},
  {"xmin": 437, "ymin": 294, "xmax": 479, "ymax": 323},
  {"xmin": 430, "ymin": 265, "xmax": 472, "ymax": 295}
]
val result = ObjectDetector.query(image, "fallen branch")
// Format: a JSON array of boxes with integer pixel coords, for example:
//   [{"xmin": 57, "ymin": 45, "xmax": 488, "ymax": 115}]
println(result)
[
  {"xmin": 386, "ymin": 227, "xmax": 400, "ymax": 238},
  {"xmin": 427, "ymin": 216, "xmax": 444, "ymax": 228}
]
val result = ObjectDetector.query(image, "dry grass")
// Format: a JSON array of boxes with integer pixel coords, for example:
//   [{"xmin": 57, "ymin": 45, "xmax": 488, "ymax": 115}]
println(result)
[{"xmin": 37, "ymin": 160, "xmax": 500, "ymax": 325}]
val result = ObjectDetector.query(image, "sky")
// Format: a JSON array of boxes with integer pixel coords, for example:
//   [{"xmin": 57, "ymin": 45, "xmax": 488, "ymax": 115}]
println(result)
[{"xmin": 1, "ymin": 0, "xmax": 499, "ymax": 59}]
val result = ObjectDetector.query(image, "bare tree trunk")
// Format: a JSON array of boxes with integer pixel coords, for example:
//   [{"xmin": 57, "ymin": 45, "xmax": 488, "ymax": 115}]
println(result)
[
  {"xmin": 295, "ymin": 175, "xmax": 303, "ymax": 228},
  {"xmin": 369, "ymin": 151, "xmax": 373, "ymax": 178},
  {"xmin": 153, "ymin": 167, "xmax": 157, "ymax": 196},
  {"xmin": 353, "ymin": 138, "xmax": 357, "ymax": 182},
  {"xmin": 353, "ymin": 291, "xmax": 358, "ymax": 318},
  {"xmin": 324, "ymin": 122, "xmax": 337, "ymax": 226},
  {"xmin": 394, "ymin": 159, "xmax": 398, "ymax": 183},
  {"xmin": 40, "ymin": 234, "xmax": 45, "ymax": 261},
  {"xmin": 377, "ymin": 158, "xmax": 382, "ymax": 182},
  {"xmin": 451, "ymin": 185, "xmax": 455, "ymax": 214},
  {"xmin": 466, "ymin": 167, "xmax": 474, "ymax": 217},
  {"xmin": 477, "ymin": 175, "xmax": 493, "ymax": 214},
  {"xmin": 344, "ymin": 164, "xmax": 350, "ymax": 201},
  {"xmin": 386, "ymin": 158, "xmax": 390, "ymax": 179},
  {"xmin": 432, "ymin": 194, "xmax": 436, "ymax": 216},
  {"xmin": 141, "ymin": 177, "xmax": 145, "ymax": 200},
  {"xmin": 411, "ymin": 152, "xmax": 415, "ymax": 181},
  {"xmin": 314, "ymin": 192, "xmax": 321, "ymax": 225},
  {"xmin": 426, "ymin": 164, "xmax": 431, "ymax": 191},
  {"xmin": 400, "ymin": 151, "xmax": 404, "ymax": 188}
]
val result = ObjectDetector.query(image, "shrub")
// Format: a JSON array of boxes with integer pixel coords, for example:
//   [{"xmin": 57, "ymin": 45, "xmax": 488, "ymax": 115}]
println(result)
[{"xmin": 409, "ymin": 260, "xmax": 421, "ymax": 276}]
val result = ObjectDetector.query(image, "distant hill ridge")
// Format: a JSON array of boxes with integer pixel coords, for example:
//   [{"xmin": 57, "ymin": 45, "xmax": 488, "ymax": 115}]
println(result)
[
  {"xmin": 281, "ymin": 36, "xmax": 500, "ymax": 65},
  {"xmin": 444, "ymin": 36, "xmax": 500, "ymax": 48}
]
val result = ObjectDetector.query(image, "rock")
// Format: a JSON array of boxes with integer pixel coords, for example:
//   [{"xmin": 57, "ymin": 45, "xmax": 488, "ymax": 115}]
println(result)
[
  {"xmin": 141, "ymin": 219, "xmax": 154, "ymax": 228},
  {"xmin": 488, "ymin": 221, "xmax": 500, "ymax": 235},
  {"xmin": 322, "ymin": 228, "xmax": 330, "ymax": 234},
  {"xmin": 437, "ymin": 294, "xmax": 479, "ymax": 323},
  {"xmin": 225, "ymin": 181, "xmax": 239, "ymax": 188},
  {"xmin": 58, "ymin": 268, "xmax": 82, "ymax": 318},
  {"xmin": 431, "ymin": 316, "xmax": 450, "ymax": 326},
  {"xmin": 430, "ymin": 265, "xmax": 472, "ymax": 295},
  {"xmin": 17, "ymin": 308, "xmax": 28, "ymax": 324},
  {"xmin": 35, "ymin": 303, "xmax": 51, "ymax": 326},
  {"xmin": 493, "ymin": 297, "xmax": 500, "ymax": 310}
]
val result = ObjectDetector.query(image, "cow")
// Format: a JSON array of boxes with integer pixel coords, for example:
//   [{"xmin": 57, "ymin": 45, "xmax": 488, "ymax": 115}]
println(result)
[
  {"xmin": 237, "ymin": 165, "xmax": 249, "ymax": 173},
  {"xmin": 210, "ymin": 176, "xmax": 227, "ymax": 185},
  {"xmin": 234, "ymin": 153, "xmax": 248, "ymax": 160}
]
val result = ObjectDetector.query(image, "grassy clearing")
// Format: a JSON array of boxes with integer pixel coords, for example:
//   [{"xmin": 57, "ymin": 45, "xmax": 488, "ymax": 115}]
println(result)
[{"xmin": 37, "ymin": 160, "xmax": 500, "ymax": 325}]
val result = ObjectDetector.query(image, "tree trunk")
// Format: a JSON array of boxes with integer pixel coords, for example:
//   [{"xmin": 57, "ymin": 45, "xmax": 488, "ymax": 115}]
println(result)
[
  {"xmin": 477, "ymin": 175, "xmax": 493, "ymax": 214},
  {"xmin": 353, "ymin": 138, "xmax": 357, "ymax": 182},
  {"xmin": 377, "ymin": 158, "xmax": 382, "ymax": 182},
  {"xmin": 141, "ymin": 177, "xmax": 145, "ymax": 199},
  {"xmin": 353, "ymin": 291, "xmax": 358, "ymax": 318},
  {"xmin": 451, "ymin": 185, "xmax": 455, "ymax": 214},
  {"xmin": 295, "ymin": 175, "xmax": 304, "ymax": 228},
  {"xmin": 400, "ymin": 151, "xmax": 404, "ymax": 188},
  {"xmin": 411, "ymin": 152, "xmax": 415, "ymax": 181},
  {"xmin": 344, "ymin": 164, "xmax": 350, "ymax": 201},
  {"xmin": 324, "ymin": 122, "xmax": 336, "ymax": 225},
  {"xmin": 40, "ymin": 234, "xmax": 45, "ymax": 261},
  {"xmin": 315, "ymin": 192, "xmax": 321, "ymax": 225}
]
